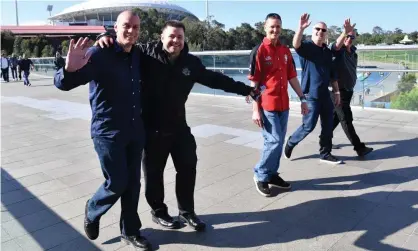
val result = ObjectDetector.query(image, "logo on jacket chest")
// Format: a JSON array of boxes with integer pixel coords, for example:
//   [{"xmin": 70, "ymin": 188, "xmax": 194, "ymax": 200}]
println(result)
[
  {"xmin": 182, "ymin": 67, "xmax": 191, "ymax": 76},
  {"xmin": 264, "ymin": 56, "xmax": 272, "ymax": 66}
]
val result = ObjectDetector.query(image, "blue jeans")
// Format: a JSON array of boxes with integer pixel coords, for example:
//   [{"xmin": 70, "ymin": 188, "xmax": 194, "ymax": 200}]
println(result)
[
  {"xmin": 254, "ymin": 110, "xmax": 289, "ymax": 182},
  {"xmin": 23, "ymin": 70, "xmax": 30, "ymax": 85},
  {"xmin": 87, "ymin": 137, "xmax": 144, "ymax": 236},
  {"xmin": 288, "ymin": 94, "xmax": 334, "ymax": 159}
]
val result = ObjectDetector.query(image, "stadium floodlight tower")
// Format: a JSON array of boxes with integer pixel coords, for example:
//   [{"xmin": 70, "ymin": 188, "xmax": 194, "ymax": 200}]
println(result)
[{"xmin": 47, "ymin": 5, "xmax": 53, "ymax": 16}]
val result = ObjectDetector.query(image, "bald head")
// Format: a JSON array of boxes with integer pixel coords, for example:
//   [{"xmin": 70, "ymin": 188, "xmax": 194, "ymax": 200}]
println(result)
[
  {"xmin": 114, "ymin": 10, "xmax": 140, "ymax": 52},
  {"xmin": 312, "ymin": 21, "xmax": 327, "ymax": 45},
  {"xmin": 116, "ymin": 10, "xmax": 138, "ymax": 24}
]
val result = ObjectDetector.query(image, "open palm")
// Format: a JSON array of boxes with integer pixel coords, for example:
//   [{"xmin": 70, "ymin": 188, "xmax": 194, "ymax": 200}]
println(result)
[
  {"xmin": 65, "ymin": 37, "xmax": 91, "ymax": 72},
  {"xmin": 343, "ymin": 18, "xmax": 356, "ymax": 33},
  {"xmin": 300, "ymin": 13, "xmax": 311, "ymax": 30}
]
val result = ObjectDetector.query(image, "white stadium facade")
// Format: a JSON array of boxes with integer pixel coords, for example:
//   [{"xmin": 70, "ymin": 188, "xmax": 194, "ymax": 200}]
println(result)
[{"xmin": 49, "ymin": 0, "xmax": 199, "ymax": 27}]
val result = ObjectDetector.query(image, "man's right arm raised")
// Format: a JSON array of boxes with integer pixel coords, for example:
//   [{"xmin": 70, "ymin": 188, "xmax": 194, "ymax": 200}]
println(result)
[
  {"xmin": 55, "ymin": 38, "xmax": 98, "ymax": 91},
  {"xmin": 293, "ymin": 13, "xmax": 311, "ymax": 51}
]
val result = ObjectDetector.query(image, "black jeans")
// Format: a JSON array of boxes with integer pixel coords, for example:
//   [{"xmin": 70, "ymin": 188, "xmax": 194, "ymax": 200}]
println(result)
[
  {"xmin": 1, "ymin": 68, "xmax": 9, "ymax": 82},
  {"xmin": 143, "ymin": 126, "xmax": 198, "ymax": 216},
  {"xmin": 331, "ymin": 90, "xmax": 365, "ymax": 151}
]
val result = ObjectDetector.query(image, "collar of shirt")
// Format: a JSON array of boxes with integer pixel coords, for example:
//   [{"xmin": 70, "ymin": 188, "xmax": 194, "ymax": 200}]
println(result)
[
  {"xmin": 113, "ymin": 40, "xmax": 135, "ymax": 55},
  {"xmin": 341, "ymin": 44, "xmax": 357, "ymax": 54},
  {"xmin": 262, "ymin": 37, "xmax": 282, "ymax": 46}
]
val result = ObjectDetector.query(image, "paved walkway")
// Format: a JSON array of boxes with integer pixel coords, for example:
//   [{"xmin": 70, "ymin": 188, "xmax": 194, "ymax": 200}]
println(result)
[{"xmin": 1, "ymin": 77, "xmax": 418, "ymax": 251}]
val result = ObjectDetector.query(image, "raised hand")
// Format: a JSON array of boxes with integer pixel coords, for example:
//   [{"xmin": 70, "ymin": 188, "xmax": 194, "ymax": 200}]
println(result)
[
  {"xmin": 343, "ymin": 18, "xmax": 356, "ymax": 34},
  {"xmin": 65, "ymin": 37, "xmax": 91, "ymax": 72},
  {"xmin": 299, "ymin": 13, "xmax": 311, "ymax": 30}
]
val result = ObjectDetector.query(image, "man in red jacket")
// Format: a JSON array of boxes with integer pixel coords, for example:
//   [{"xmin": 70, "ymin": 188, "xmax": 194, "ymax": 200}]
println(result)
[{"xmin": 249, "ymin": 13, "xmax": 309, "ymax": 197}]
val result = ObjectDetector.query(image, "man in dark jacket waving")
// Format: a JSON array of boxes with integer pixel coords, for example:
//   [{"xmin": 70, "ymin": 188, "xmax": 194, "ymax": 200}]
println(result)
[{"xmin": 98, "ymin": 20, "xmax": 260, "ymax": 232}]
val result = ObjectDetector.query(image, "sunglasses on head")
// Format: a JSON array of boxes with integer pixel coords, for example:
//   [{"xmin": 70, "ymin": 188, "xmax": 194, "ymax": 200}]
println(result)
[
  {"xmin": 314, "ymin": 27, "xmax": 327, "ymax": 32},
  {"xmin": 346, "ymin": 35, "xmax": 355, "ymax": 40}
]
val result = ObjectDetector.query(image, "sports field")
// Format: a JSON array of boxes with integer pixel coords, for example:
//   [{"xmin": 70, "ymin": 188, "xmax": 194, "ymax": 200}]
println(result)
[{"xmin": 358, "ymin": 50, "xmax": 418, "ymax": 69}]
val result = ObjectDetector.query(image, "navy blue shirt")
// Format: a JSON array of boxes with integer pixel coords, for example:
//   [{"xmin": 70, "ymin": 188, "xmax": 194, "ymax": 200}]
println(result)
[
  {"xmin": 296, "ymin": 40, "xmax": 336, "ymax": 99},
  {"xmin": 54, "ymin": 44, "xmax": 144, "ymax": 141}
]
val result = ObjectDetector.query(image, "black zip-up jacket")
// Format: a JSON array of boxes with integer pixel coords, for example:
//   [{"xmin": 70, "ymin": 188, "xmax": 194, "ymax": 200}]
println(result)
[{"xmin": 138, "ymin": 41, "xmax": 253, "ymax": 132}]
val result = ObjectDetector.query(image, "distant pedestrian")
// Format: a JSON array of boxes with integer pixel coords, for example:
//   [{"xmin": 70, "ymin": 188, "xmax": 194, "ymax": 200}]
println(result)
[
  {"xmin": 18, "ymin": 54, "xmax": 34, "ymax": 86},
  {"xmin": 1, "ymin": 51, "xmax": 10, "ymax": 82}
]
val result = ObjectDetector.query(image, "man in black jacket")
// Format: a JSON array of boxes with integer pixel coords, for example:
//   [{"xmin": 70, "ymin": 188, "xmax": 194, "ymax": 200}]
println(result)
[
  {"xmin": 330, "ymin": 30, "xmax": 373, "ymax": 156},
  {"xmin": 98, "ymin": 20, "xmax": 259, "ymax": 231}
]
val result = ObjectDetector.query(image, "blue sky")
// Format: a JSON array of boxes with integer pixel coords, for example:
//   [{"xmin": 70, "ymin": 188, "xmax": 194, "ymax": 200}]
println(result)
[{"xmin": 1, "ymin": 1, "xmax": 417, "ymax": 33}]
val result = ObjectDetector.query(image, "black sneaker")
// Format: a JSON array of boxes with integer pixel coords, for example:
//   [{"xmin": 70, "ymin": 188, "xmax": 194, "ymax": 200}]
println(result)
[
  {"xmin": 253, "ymin": 177, "xmax": 271, "ymax": 197},
  {"xmin": 356, "ymin": 147, "xmax": 373, "ymax": 157},
  {"xmin": 320, "ymin": 154, "xmax": 343, "ymax": 165},
  {"xmin": 121, "ymin": 234, "xmax": 151, "ymax": 251},
  {"xmin": 152, "ymin": 211, "xmax": 180, "ymax": 229},
  {"xmin": 269, "ymin": 175, "xmax": 291, "ymax": 190},
  {"xmin": 84, "ymin": 200, "xmax": 100, "ymax": 240},
  {"xmin": 284, "ymin": 138, "xmax": 294, "ymax": 159}
]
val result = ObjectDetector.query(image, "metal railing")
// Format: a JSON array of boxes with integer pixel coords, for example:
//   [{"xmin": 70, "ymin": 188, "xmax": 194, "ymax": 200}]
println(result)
[{"xmin": 30, "ymin": 45, "xmax": 418, "ymax": 111}]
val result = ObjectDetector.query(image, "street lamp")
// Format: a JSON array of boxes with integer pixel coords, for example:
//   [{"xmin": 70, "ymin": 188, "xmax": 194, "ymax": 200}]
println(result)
[
  {"xmin": 15, "ymin": 0, "xmax": 19, "ymax": 26},
  {"xmin": 47, "ymin": 5, "xmax": 53, "ymax": 17}
]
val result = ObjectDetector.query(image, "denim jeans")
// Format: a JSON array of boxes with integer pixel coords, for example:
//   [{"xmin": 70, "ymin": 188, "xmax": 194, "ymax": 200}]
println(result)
[
  {"xmin": 288, "ymin": 94, "xmax": 334, "ymax": 159},
  {"xmin": 23, "ymin": 70, "xmax": 30, "ymax": 85},
  {"xmin": 254, "ymin": 109, "xmax": 289, "ymax": 182},
  {"xmin": 11, "ymin": 67, "xmax": 17, "ymax": 79},
  {"xmin": 87, "ymin": 137, "xmax": 144, "ymax": 236}
]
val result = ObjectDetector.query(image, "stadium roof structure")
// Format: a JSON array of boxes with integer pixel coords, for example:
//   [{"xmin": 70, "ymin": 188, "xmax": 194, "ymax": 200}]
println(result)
[{"xmin": 49, "ymin": 0, "xmax": 198, "ymax": 22}]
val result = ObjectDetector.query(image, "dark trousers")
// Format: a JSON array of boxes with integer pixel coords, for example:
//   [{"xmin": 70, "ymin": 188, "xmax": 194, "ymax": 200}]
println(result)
[
  {"xmin": 23, "ymin": 70, "xmax": 30, "ymax": 85},
  {"xmin": 87, "ymin": 137, "xmax": 144, "ymax": 236},
  {"xmin": 143, "ymin": 127, "xmax": 198, "ymax": 216},
  {"xmin": 331, "ymin": 90, "xmax": 365, "ymax": 151},
  {"xmin": 18, "ymin": 69, "xmax": 22, "ymax": 80},
  {"xmin": 11, "ymin": 67, "xmax": 17, "ymax": 79},
  {"xmin": 288, "ymin": 94, "xmax": 334, "ymax": 158},
  {"xmin": 1, "ymin": 68, "xmax": 9, "ymax": 81}
]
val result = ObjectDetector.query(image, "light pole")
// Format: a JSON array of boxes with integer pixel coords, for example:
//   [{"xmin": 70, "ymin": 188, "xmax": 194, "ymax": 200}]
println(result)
[
  {"xmin": 15, "ymin": 0, "xmax": 19, "ymax": 26},
  {"xmin": 47, "ymin": 5, "xmax": 53, "ymax": 17},
  {"xmin": 47, "ymin": 5, "xmax": 53, "ymax": 25},
  {"xmin": 205, "ymin": 0, "xmax": 209, "ymax": 22}
]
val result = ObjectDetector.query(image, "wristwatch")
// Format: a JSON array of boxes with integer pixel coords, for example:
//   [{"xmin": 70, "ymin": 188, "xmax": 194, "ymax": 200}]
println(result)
[{"xmin": 299, "ymin": 95, "xmax": 307, "ymax": 103}]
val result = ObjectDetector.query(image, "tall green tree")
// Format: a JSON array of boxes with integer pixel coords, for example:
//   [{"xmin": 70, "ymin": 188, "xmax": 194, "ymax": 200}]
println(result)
[
  {"xmin": 1, "ymin": 30, "xmax": 15, "ymax": 54},
  {"xmin": 397, "ymin": 74, "xmax": 417, "ymax": 93},
  {"xmin": 13, "ymin": 36, "xmax": 22, "ymax": 56}
]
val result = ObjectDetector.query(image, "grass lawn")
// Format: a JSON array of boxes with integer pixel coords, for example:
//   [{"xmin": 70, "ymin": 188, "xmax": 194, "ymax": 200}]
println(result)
[{"xmin": 358, "ymin": 50, "xmax": 418, "ymax": 69}]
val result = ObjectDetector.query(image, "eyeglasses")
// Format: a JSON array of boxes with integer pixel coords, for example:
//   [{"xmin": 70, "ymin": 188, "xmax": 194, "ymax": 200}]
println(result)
[
  {"xmin": 346, "ymin": 35, "xmax": 355, "ymax": 40},
  {"xmin": 314, "ymin": 27, "xmax": 327, "ymax": 32}
]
